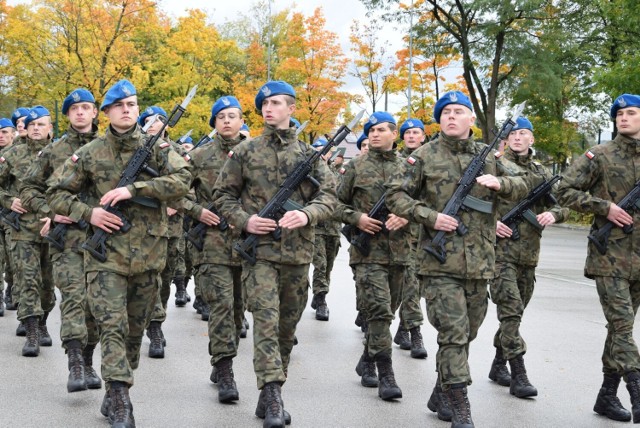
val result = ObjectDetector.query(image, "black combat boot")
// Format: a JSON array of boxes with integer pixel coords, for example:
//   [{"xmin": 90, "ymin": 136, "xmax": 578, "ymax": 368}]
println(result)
[
  {"xmin": 626, "ymin": 371, "xmax": 640, "ymax": 423},
  {"xmin": 213, "ymin": 358, "xmax": 239, "ymax": 403},
  {"xmin": 66, "ymin": 340, "xmax": 87, "ymax": 393},
  {"xmin": 312, "ymin": 292, "xmax": 329, "ymax": 321},
  {"xmin": 593, "ymin": 373, "xmax": 631, "ymax": 421},
  {"xmin": 183, "ymin": 276, "xmax": 192, "ymax": 302},
  {"xmin": 108, "ymin": 381, "xmax": 135, "ymax": 428},
  {"xmin": 509, "ymin": 354, "xmax": 538, "ymax": 398},
  {"xmin": 16, "ymin": 320, "xmax": 26, "ymax": 336},
  {"xmin": 83, "ymin": 344, "xmax": 103, "ymax": 389},
  {"xmin": 22, "ymin": 316, "xmax": 40, "ymax": 357},
  {"xmin": 376, "ymin": 357, "xmax": 402, "ymax": 400},
  {"xmin": 409, "ymin": 327, "xmax": 428, "ymax": 359},
  {"xmin": 427, "ymin": 380, "xmax": 453, "ymax": 421},
  {"xmin": 393, "ymin": 325, "xmax": 411, "ymax": 350},
  {"xmin": 147, "ymin": 321, "xmax": 165, "ymax": 358},
  {"xmin": 200, "ymin": 302, "xmax": 211, "ymax": 321},
  {"xmin": 488, "ymin": 348, "xmax": 511, "ymax": 386},
  {"xmin": 447, "ymin": 383, "xmax": 474, "ymax": 428},
  {"xmin": 354, "ymin": 311, "xmax": 364, "ymax": 328},
  {"xmin": 355, "ymin": 352, "xmax": 378, "ymax": 387},
  {"xmin": 257, "ymin": 382, "xmax": 291, "ymax": 428},
  {"xmin": 240, "ymin": 316, "xmax": 249, "ymax": 339},
  {"xmin": 5, "ymin": 284, "xmax": 16, "ymax": 310},
  {"xmin": 193, "ymin": 295, "xmax": 203, "ymax": 314},
  {"xmin": 173, "ymin": 276, "xmax": 188, "ymax": 307},
  {"xmin": 39, "ymin": 312, "xmax": 52, "ymax": 346},
  {"xmin": 101, "ymin": 390, "xmax": 111, "ymax": 417}
]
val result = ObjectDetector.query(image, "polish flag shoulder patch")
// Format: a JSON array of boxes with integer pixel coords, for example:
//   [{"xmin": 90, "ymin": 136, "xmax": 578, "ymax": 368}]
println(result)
[
  {"xmin": 183, "ymin": 154, "xmax": 191, "ymax": 162},
  {"xmin": 159, "ymin": 142, "xmax": 170, "ymax": 149},
  {"xmin": 227, "ymin": 150, "xmax": 234, "ymax": 158},
  {"xmin": 494, "ymin": 151, "xmax": 503, "ymax": 159},
  {"xmin": 37, "ymin": 150, "xmax": 43, "ymax": 157},
  {"xmin": 339, "ymin": 167, "xmax": 346, "ymax": 175},
  {"xmin": 407, "ymin": 156, "xmax": 417, "ymax": 165},
  {"xmin": 71, "ymin": 154, "xmax": 79, "ymax": 163},
  {"xmin": 585, "ymin": 150, "xmax": 595, "ymax": 160},
  {"xmin": 0, "ymin": 157, "xmax": 5, "ymax": 163}
]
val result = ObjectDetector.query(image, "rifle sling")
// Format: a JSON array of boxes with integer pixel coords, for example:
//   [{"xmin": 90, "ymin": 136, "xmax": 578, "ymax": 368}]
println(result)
[
  {"xmin": 131, "ymin": 196, "xmax": 161, "ymax": 209},
  {"xmin": 462, "ymin": 195, "xmax": 493, "ymax": 214},
  {"xmin": 522, "ymin": 209, "xmax": 543, "ymax": 230}
]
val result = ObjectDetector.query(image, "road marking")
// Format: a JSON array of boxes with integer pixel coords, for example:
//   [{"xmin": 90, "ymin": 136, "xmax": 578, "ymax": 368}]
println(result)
[{"xmin": 537, "ymin": 271, "xmax": 595, "ymax": 287}]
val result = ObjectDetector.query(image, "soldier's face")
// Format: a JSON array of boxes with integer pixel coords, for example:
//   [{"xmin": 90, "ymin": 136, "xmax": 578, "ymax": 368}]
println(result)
[
  {"xmin": 616, "ymin": 107, "xmax": 640, "ymax": 139},
  {"xmin": 0, "ymin": 128, "xmax": 15, "ymax": 147},
  {"xmin": 360, "ymin": 139, "xmax": 369, "ymax": 155},
  {"xmin": 16, "ymin": 117, "xmax": 27, "ymax": 137},
  {"xmin": 104, "ymin": 96, "xmax": 139, "ymax": 133},
  {"xmin": 261, "ymin": 96, "xmax": 295, "ymax": 129},
  {"xmin": 214, "ymin": 108, "xmax": 243, "ymax": 139},
  {"xmin": 440, "ymin": 105, "xmax": 475, "ymax": 140},
  {"xmin": 67, "ymin": 102, "xmax": 97, "ymax": 133},
  {"xmin": 368, "ymin": 123, "xmax": 397, "ymax": 151},
  {"xmin": 27, "ymin": 117, "xmax": 52, "ymax": 141},
  {"xmin": 507, "ymin": 129, "xmax": 534, "ymax": 155},
  {"xmin": 404, "ymin": 128, "xmax": 425, "ymax": 148}
]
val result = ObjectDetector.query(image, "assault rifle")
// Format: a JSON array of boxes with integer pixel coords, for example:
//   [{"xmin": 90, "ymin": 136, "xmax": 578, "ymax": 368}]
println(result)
[
  {"xmin": 82, "ymin": 85, "xmax": 198, "ymax": 262},
  {"xmin": 192, "ymin": 129, "xmax": 216, "ymax": 151},
  {"xmin": 45, "ymin": 219, "xmax": 89, "ymax": 251},
  {"xmin": 500, "ymin": 174, "xmax": 561, "ymax": 241},
  {"xmin": 0, "ymin": 207, "xmax": 20, "ymax": 231},
  {"xmin": 234, "ymin": 110, "xmax": 365, "ymax": 265},
  {"xmin": 588, "ymin": 178, "xmax": 640, "ymax": 255},
  {"xmin": 177, "ymin": 129, "xmax": 193, "ymax": 145},
  {"xmin": 340, "ymin": 194, "xmax": 389, "ymax": 257},
  {"xmin": 184, "ymin": 203, "xmax": 229, "ymax": 251},
  {"xmin": 423, "ymin": 102, "xmax": 526, "ymax": 264}
]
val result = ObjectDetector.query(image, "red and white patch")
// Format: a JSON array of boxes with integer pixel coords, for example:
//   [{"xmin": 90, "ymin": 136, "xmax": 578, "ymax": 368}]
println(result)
[
  {"xmin": 159, "ymin": 142, "xmax": 170, "ymax": 149},
  {"xmin": 183, "ymin": 154, "xmax": 191, "ymax": 162},
  {"xmin": 339, "ymin": 167, "xmax": 346, "ymax": 175},
  {"xmin": 228, "ymin": 150, "xmax": 234, "ymax": 158},
  {"xmin": 585, "ymin": 150, "xmax": 595, "ymax": 160},
  {"xmin": 0, "ymin": 157, "xmax": 5, "ymax": 163},
  {"xmin": 495, "ymin": 151, "xmax": 503, "ymax": 159},
  {"xmin": 407, "ymin": 156, "xmax": 416, "ymax": 165},
  {"xmin": 71, "ymin": 154, "xmax": 79, "ymax": 163}
]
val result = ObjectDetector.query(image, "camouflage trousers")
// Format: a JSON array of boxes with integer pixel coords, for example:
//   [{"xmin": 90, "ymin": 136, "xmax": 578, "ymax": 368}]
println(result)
[
  {"xmin": 15, "ymin": 240, "xmax": 54, "ymax": 321},
  {"xmin": 150, "ymin": 236, "xmax": 182, "ymax": 323},
  {"xmin": 399, "ymin": 256, "xmax": 424, "ymax": 330},
  {"xmin": 86, "ymin": 270, "xmax": 159, "ymax": 386},
  {"xmin": 422, "ymin": 276, "xmax": 489, "ymax": 387},
  {"xmin": 0, "ymin": 226, "xmax": 14, "ymax": 294},
  {"xmin": 355, "ymin": 263, "xmax": 406, "ymax": 360},
  {"xmin": 242, "ymin": 260, "xmax": 308, "ymax": 389},
  {"xmin": 595, "ymin": 276, "xmax": 640, "ymax": 377},
  {"xmin": 490, "ymin": 261, "xmax": 535, "ymax": 360},
  {"xmin": 53, "ymin": 250, "xmax": 99, "ymax": 349},
  {"xmin": 311, "ymin": 234, "xmax": 340, "ymax": 295},
  {"xmin": 197, "ymin": 263, "xmax": 244, "ymax": 366}
]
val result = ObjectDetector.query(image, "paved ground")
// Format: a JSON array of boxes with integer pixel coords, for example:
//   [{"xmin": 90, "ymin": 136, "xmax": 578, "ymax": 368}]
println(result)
[{"xmin": 0, "ymin": 226, "xmax": 634, "ymax": 427}]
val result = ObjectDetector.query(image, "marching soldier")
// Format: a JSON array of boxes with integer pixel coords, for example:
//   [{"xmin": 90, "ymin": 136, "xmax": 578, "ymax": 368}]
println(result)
[
  {"xmin": 0, "ymin": 118, "xmax": 16, "ymax": 316},
  {"xmin": 46, "ymin": 80, "xmax": 191, "ymax": 427}
]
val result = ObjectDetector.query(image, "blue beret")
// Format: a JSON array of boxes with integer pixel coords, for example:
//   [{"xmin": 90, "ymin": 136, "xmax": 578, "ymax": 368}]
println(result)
[
  {"xmin": 610, "ymin": 94, "xmax": 640, "ymax": 119},
  {"xmin": 62, "ymin": 88, "xmax": 96, "ymax": 115},
  {"xmin": 11, "ymin": 107, "xmax": 30, "ymax": 127},
  {"xmin": 254, "ymin": 81, "xmax": 296, "ymax": 111},
  {"xmin": 356, "ymin": 133, "xmax": 368, "ymax": 151},
  {"xmin": 512, "ymin": 117, "xmax": 533, "ymax": 132},
  {"xmin": 363, "ymin": 112, "xmax": 396, "ymax": 137},
  {"xmin": 312, "ymin": 137, "xmax": 328, "ymax": 148},
  {"xmin": 240, "ymin": 124, "xmax": 250, "ymax": 132},
  {"xmin": 0, "ymin": 118, "xmax": 15, "ymax": 129},
  {"xmin": 138, "ymin": 106, "xmax": 167, "ymax": 126},
  {"xmin": 433, "ymin": 91, "xmax": 473, "ymax": 124},
  {"xmin": 400, "ymin": 118, "xmax": 425, "ymax": 140},
  {"xmin": 209, "ymin": 96, "xmax": 242, "ymax": 128},
  {"xmin": 180, "ymin": 136, "xmax": 193, "ymax": 144},
  {"xmin": 24, "ymin": 105, "xmax": 50, "ymax": 128},
  {"xmin": 100, "ymin": 79, "xmax": 137, "ymax": 111},
  {"xmin": 290, "ymin": 118, "xmax": 301, "ymax": 128}
]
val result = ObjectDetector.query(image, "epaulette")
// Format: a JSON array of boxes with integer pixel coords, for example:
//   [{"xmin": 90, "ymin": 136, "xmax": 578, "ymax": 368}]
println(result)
[{"xmin": 585, "ymin": 150, "xmax": 595, "ymax": 160}]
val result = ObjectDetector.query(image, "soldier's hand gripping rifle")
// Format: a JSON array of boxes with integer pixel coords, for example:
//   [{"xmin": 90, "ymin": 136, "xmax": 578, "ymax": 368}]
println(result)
[
  {"xmin": 234, "ymin": 110, "xmax": 365, "ymax": 265},
  {"xmin": 500, "ymin": 174, "xmax": 561, "ymax": 241},
  {"xmin": 340, "ymin": 194, "xmax": 389, "ymax": 257},
  {"xmin": 82, "ymin": 85, "xmax": 198, "ymax": 262},
  {"xmin": 184, "ymin": 204, "xmax": 229, "ymax": 251},
  {"xmin": 1, "ymin": 207, "xmax": 20, "ymax": 231},
  {"xmin": 423, "ymin": 102, "xmax": 526, "ymax": 264},
  {"xmin": 588, "ymin": 178, "xmax": 640, "ymax": 255},
  {"xmin": 45, "ymin": 218, "xmax": 89, "ymax": 251}
]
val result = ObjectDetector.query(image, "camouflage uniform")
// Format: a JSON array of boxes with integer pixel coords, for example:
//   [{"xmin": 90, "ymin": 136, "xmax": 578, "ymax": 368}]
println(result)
[
  {"xmin": 385, "ymin": 133, "xmax": 531, "ymax": 387},
  {"xmin": 185, "ymin": 133, "xmax": 247, "ymax": 366},
  {"xmin": 0, "ymin": 138, "xmax": 55, "ymax": 323},
  {"xmin": 0, "ymin": 145, "xmax": 15, "ymax": 309},
  {"xmin": 557, "ymin": 134, "xmax": 640, "ymax": 378},
  {"xmin": 213, "ymin": 124, "xmax": 337, "ymax": 389},
  {"xmin": 492, "ymin": 147, "xmax": 568, "ymax": 360},
  {"xmin": 20, "ymin": 125, "xmax": 101, "ymax": 351},
  {"xmin": 337, "ymin": 148, "xmax": 410, "ymax": 360},
  {"xmin": 46, "ymin": 125, "xmax": 191, "ymax": 386}
]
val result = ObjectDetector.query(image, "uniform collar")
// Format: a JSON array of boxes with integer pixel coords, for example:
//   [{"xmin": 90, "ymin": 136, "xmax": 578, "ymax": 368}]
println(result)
[
  {"xmin": 263, "ymin": 124, "xmax": 296, "ymax": 146},
  {"xmin": 106, "ymin": 124, "xmax": 141, "ymax": 149},
  {"xmin": 215, "ymin": 132, "xmax": 246, "ymax": 153},
  {"xmin": 504, "ymin": 147, "xmax": 532, "ymax": 165},
  {"xmin": 615, "ymin": 133, "xmax": 640, "ymax": 154},
  {"xmin": 67, "ymin": 123, "xmax": 98, "ymax": 145},
  {"xmin": 369, "ymin": 147, "xmax": 397, "ymax": 161},
  {"xmin": 439, "ymin": 133, "xmax": 477, "ymax": 154}
]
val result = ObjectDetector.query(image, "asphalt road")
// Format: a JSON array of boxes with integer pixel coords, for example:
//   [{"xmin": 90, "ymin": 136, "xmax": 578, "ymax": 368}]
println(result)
[{"xmin": 0, "ymin": 226, "xmax": 632, "ymax": 427}]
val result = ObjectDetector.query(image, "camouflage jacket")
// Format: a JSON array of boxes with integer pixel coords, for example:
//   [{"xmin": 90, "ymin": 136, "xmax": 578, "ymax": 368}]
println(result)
[
  {"xmin": 385, "ymin": 133, "xmax": 532, "ymax": 279},
  {"xmin": 0, "ymin": 137, "xmax": 51, "ymax": 242},
  {"xmin": 557, "ymin": 134, "xmax": 640, "ymax": 280},
  {"xmin": 165, "ymin": 139, "xmax": 191, "ymax": 238},
  {"xmin": 397, "ymin": 145, "xmax": 421, "ymax": 246},
  {"xmin": 19, "ymin": 125, "xmax": 98, "ymax": 253},
  {"xmin": 495, "ymin": 148, "xmax": 569, "ymax": 266},
  {"xmin": 184, "ymin": 133, "xmax": 246, "ymax": 266},
  {"xmin": 316, "ymin": 162, "xmax": 341, "ymax": 237},
  {"xmin": 46, "ymin": 125, "xmax": 192, "ymax": 275},
  {"xmin": 213, "ymin": 124, "xmax": 337, "ymax": 265},
  {"xmin": 337, "ymin": 148, "xmax": 410, "ymax": 266}
]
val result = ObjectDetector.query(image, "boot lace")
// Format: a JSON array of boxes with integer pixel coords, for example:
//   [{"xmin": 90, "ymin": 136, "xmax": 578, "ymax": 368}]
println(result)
[
  {"xmin": 450, "ymin": 388, "xmax": 472, "ymax": 424},
  {"xmin": 264, "ymin": 384, "xmax": 283, "ymax": 419}
]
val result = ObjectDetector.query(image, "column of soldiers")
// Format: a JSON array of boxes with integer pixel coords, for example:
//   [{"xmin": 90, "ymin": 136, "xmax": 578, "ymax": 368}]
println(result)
[{"xmin": 0, "ymin": 81, "xmax": 639, "ymax": 428}]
